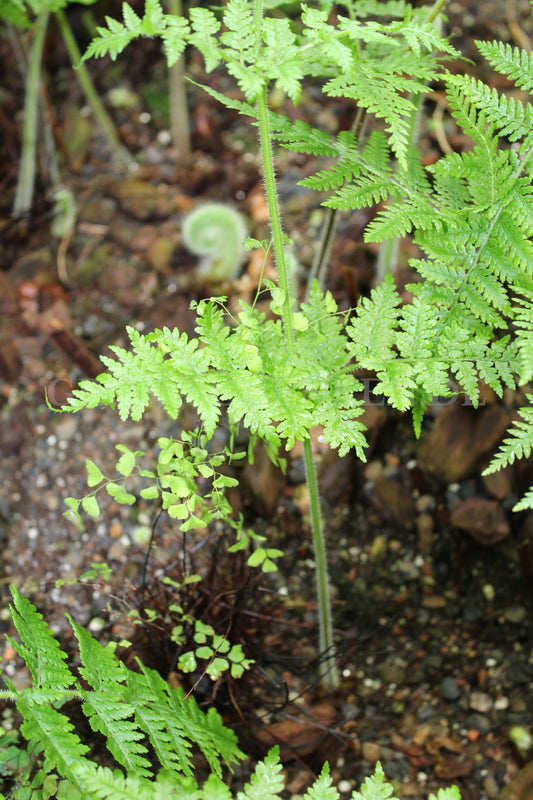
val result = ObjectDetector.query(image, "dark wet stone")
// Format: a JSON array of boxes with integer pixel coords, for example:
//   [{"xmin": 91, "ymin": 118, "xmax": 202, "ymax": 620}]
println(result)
[{"xmin": 441, "ymin": 676, "xmax": 462, "ymax": 701}]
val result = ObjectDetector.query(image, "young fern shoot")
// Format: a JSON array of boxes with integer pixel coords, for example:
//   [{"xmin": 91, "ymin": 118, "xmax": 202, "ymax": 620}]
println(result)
[{"xmin": 182, "ymin": 203, "xmax": 249, "ymax": 282}]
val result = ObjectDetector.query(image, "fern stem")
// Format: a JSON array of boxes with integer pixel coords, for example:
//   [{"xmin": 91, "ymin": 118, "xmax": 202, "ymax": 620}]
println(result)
[
  {"xmin": 305, "ymin": 106, "xmax": 367, "ymax": 299},
  {"xmin": 13, "ymin": 8, "xmax": 49, "ymax": 218},
  {"xmin": 303, "ymin": 438, "xmax": 339, "ymax": 691},
  {"xmin": 55, "ymin": 8, "xmax": 136, "ymax": 170},
  {"xmin": 256, "ymin": 87, "xmax": 295, "ymax": 344},
  {"xmin": 255, "ymin": 10, "xmax": 337, "ymax": 688},
  {"xmin": 423, "ymin": 0, "xmax": 450, "ymax": 25},
  {"xmin": 168, "ymin": 0, "xmax": 192, "ymax": 159}
]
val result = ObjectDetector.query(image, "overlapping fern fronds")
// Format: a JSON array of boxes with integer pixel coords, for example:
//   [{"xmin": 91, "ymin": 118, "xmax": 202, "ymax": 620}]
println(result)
[
  {"xmin": 60, "ymin": 286, "xmax": 367, "ymax": 460},
  {"xmin": 2, "ymin": 587, "xmax": 243, "ymax": 798},
  {"xmin": 2, "ymin": 594, "xmax": 461, "ymax": 799}
]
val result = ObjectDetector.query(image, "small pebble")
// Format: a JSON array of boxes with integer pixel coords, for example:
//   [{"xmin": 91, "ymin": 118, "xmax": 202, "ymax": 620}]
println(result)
[
  {"xmin": 415, "ymin": 495, "xmax": 435, "ymax": 513},
  {"xmin": 364, "ymin": 461, "xmax": 383, "ymax": 482},
  {"xmin": 482, "ymin": 775, "xmax": 500, "ymax": 799},
  {"xmin": 88, "ymin": 617, "xmax": 106, "ymax": 633},
  {"xmin": 361, "ymin": 741, "xmax": 381, "ymax": 762},
  {"xmin": 465, "ymin": 712, "xmax": 491, "ymax": 734},
  {"xmin": 441, "ymin": 677, "xmax": 461, "ymax": 701},
  {"xmin": 494, "ymin": 696, "xmax": 509, "ymax": 711},
  {"xmin": 504, "ymin": 606, "xmax": 527, "ymax": 624},
  {"xmin": 469, "ymin": 691, "xmax": 493, "ymax": 713},
  {"xmin": 482, "ymin": 583, "xmax": 495, "ymax": 602}
]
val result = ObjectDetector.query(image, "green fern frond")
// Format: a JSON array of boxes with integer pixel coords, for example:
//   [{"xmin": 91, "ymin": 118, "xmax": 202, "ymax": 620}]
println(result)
[
  {"xmin": 364, "ymin": 193, "xmax": 437, "ymax": 242},
  {"xmin": 347, "ymin": 274, "xmax": 401, "ymax": 370},
  {"xmin": 0, "ymin": 0, "xmax": 30, "ymax": 27},
  {"xmin": 261, "ymin": 17, "xmax": 303, "ymax": 101},
  {"xmin": 349, "ymin": 0, "xmax": 412, "ymax": 18},
  {"xmin": 5, "ymin": 594, "xmax": 244, "ymax": 793},
  {"xmin": 146, "ymin": 326, "xmax": 220, "ymax": 434},
  {"xmin": 62, "ymin": 325, "xmax": 220, "ymax": 434},
  {"xmin": 397, "ymin": 21, "xmax": 458, "ymax": 57},
  {"xmin": 484, "ymin": 396, "xmax": 533, "ymax": 512},
  {"xmin": 220, "ymin": 0, "xmax": 255, "ymax": 61},
  {"xmin": 160, "ymin": 15, "xmax": 192, "ymax": 66},
  {"xmin": 189, "ymin": 7, "xmax": 222, "ymax": 72},
  {"xmin": 270, "ymin": 115, "xmax": 338, "ymax": 157},
  {"xmin": 476, "ymin": 40, "xmax": 533, "ymax": 93},
  {"xmin": 15, "ymin": 696, "xmax": 91, "ymax": 797},
  {"xmin": 125, "ymin": 664, "xmax": 198, "ymax": 776},
  {"xmin": 513, "ymin": 487, "xmax": 533, "ymax": 512},
  {"xmin": 297, "ymin": 283, "xmax": 366, "ymax": 457},
  {"xmin": 324, "ymin": 64, "xmax": 416, "ymax": 167},
  {"xmin": 68, "ymin": 617, "xmax": 152, "ymax": 777},
  {"xmin": 238, "ymin": 746, "xmax": 285, "ymax": 800},
  {"xmin": 300, "ymin": 161, "xmax": 355, "ymax": 193},
  {"xmin": 446, "ymin": 74, "xmax": 533, "ymax": 142},
  {"xmin": 351, "ymin": 761, "xmax": 400, "ymax": 799},
  {"xmin": 81, "ymin": 0, "xmax": 185, "ymax": 64},
  {"xmin": 7, "ymin": 587, "xmax": 76, "ymax": 691},
  {"xmin": 484, "ymin": 396, "xmax": 533, "ymax": 473},
  {"xmin": 513, "ymin": 289, "xmax": 533, "ymax": 381}
]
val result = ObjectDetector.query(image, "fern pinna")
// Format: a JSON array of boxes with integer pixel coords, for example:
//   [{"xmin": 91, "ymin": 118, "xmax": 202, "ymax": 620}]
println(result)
[{"xmin": 1, "ymin": 586, "xmax": 243, "ymax": 799}]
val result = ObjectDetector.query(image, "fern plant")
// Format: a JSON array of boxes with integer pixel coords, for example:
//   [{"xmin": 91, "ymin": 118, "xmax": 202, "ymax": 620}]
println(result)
[
  {"xmin": 69, "ymin": 0, "xmax": 463, "ymax": 691},
  {"xmin": 0, "ymin": 586, "xmax": 244, "ymax": 799},
  {"xmin": 0, "ymin": 589, "xmax": 461, "ymax": 799},
  {"xmin": 6, "ymin": 0, "xmax": 533, "ymax": 795},
  {"xmin": 62, "ymin": 0, "xmax": 533, "ymax": 696}
]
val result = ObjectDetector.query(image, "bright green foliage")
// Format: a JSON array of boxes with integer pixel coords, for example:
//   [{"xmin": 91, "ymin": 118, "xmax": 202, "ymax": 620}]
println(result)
[
  {"xmin": 274, "ymin": 39, "xmax": 533, "ymax": 441},
  {"xmin": 62, "ymin": 288, "xmax": 368, "ymax": 460},
  {"xmin": 60, "ymin": 0, "xmax": 533, "ymax": 664},
  {"xmin": 483, "ymin": 396, "xmax": 533, "ymax": 511},
  {"xmin": 0, "ymin": 590, "xmax": 461, "ymax": 797},
  {"xmin": 177, "ymin": 620, "xmax": 254, "ymax": 680},
  {"xmin": 81, "ymin": 0, "xmax": 190, "ymax": 66},
  {"xmin": 1, "ymin": 587, "xmax": 244, "ymax": 798},
  {"xmin": 0, "ymin": 0, "xmax": 32, "ymax": 26},
  {"xmin": 0, "ymin": 0, "xmax": 97, "ymax": 26},
  {"xmin": 80, "ymin": 0, "xmax": 454, "ymax": 162}
]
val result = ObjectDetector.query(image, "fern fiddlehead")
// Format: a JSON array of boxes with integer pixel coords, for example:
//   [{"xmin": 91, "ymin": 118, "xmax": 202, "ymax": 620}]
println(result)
[{"xmin": 182, "ymin": 202, "xmax": 249, "ymax": 282}]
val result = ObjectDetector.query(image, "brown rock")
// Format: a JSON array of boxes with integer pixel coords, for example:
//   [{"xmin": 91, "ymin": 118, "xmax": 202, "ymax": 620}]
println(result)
[
  {"xmin": 482, "ymin": 465, "xmax": 515, "ymax": 500},
  {"xmin": 450, "ymin": 498, "xmax": 510, "ymax": 545},
  {"xmin": 499, "ymin": 760, "xmax": 533, "ymax": 800},
  {"xmin": 373, "ymin": 477, "xmax": 415, "ymax": 529},
  {"xmin": 241, "ymin": 442, "xmax": 284, "ymax": 517},
  {"xmin": 107, "ymin": 178, "xmax": 173, "ymax": 220},
  {"xmin": 418, "ymin": 405, "xmax": 511, "ymax": 482},
  {"xmin": 253, "ymin": 702, "xmax": 337, "ymax": 760}
]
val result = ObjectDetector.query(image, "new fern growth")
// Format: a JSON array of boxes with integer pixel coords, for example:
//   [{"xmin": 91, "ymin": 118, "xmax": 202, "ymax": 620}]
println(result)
[{"xmin": 182, "ymin": 203, "xmax": 249, "ymax": 282}]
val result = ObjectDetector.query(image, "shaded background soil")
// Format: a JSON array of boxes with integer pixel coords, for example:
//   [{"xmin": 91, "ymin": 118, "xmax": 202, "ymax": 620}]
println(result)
[{"xmin": 1, "ymin": 1, "xmax": 533, "ymax": 798}]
